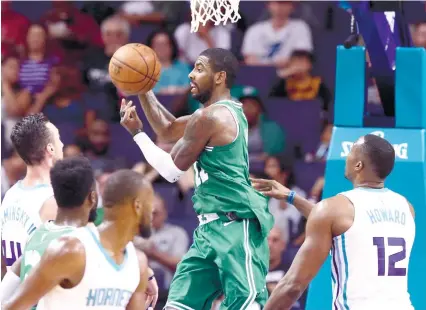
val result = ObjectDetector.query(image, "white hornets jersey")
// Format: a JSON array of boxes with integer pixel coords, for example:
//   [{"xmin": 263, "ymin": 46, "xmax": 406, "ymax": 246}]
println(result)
[
  {"xmin": 37, "ymin": 226, "xmax": 140, "ymax": 310},
  {"xmin": 1, "ymin": 181, "xmax": 53, "ymax": 268},
  {"xmin": 332, "ymin": 187, "xmax": 415, "ymax": 310}
]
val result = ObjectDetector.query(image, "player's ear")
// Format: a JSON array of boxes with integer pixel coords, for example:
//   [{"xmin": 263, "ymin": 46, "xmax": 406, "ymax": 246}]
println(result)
[
  {"xmin": 355, "ymin": 160, "xmax": 363, "ymax": 171},
  {"xmin": 133, "ymin": 198, "xmax": 142, "ymax": 217},
  {"xmin": 46, "ymin": 143, "xmax": 55, "ymax": 155},
  {"xmin": 215, "ymin": 71, "xmax": 226, "ymax": 85},
  {"xmin": 89, "ymin": 190, "xmax": 97, "ymax": 208}
]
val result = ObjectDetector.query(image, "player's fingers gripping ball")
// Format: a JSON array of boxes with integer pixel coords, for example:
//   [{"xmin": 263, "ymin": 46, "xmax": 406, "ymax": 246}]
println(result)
[{"xmin": 109, "ymin": 43, "xmax": 161, "ymax": 95}]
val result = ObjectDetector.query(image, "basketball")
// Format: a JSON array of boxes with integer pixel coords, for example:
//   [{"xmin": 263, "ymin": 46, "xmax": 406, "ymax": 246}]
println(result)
[{"xmin": 109, "ymin": 43, "xmax": 161, "ymax": 95}]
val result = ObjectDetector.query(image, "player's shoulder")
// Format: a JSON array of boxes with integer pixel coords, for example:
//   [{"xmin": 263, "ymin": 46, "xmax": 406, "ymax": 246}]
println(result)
[
  {"xmin": 45, "ymin": 234, "xmax": 86, "ymax": 262},
  {"xmin": 312, "ymin": 195, "xmax": 352, "ymax": 221},
  {"xmin": 190, "ymin": 106, "xmax": 221, "ymax": 127},
  {"xmin": 2, "ymin": 181, "xmax": 22, "ymax": 201}
]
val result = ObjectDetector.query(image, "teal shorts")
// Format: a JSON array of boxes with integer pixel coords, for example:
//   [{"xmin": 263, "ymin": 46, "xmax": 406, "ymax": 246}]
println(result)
[{"xmin": 165, "ymin": 218, "xmax": 269, "ymax": 310}]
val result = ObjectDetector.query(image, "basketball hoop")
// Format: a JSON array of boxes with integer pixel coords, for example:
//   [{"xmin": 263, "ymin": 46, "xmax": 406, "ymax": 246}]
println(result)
[{"xmin": 190, "ymin": 0, "xmax": 241, "ymax": 33}]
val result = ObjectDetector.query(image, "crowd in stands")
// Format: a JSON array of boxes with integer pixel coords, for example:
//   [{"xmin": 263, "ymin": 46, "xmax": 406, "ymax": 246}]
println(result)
[{"xmin": 2, "ymin": 1, "xmax": 425, "ymax": 308}]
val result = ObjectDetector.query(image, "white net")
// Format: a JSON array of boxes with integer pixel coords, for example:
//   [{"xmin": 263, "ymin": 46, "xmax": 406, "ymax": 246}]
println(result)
[{"xmin": 190, "ymin": 0, "xmax": 241, "ymax": 33}]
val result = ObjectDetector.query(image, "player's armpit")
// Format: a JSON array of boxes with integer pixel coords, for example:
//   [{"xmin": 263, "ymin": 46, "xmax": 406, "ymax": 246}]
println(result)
[
  {"xmin": 264, "ymin": 201, "xmax": 334, "ymax": 310},
  {"xmin": 171, "ymin": 109, "xmax": 216, "ymax": 171},
  {"xmin": 126, "ymin": 250, "xmax": 148, "ymax": 310},
  {"xmin": 2, "ymin": 236, "xmax": 86, "ymax": 310},
  {"xmin": 39, "ymin": 196, "xmax": 58, "ymax": 222}
]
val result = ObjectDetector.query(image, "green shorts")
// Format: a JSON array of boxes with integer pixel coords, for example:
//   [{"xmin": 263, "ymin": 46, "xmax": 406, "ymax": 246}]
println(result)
[{"xmin": 165, "ymin": 216, "xmax": 269, "ymax": 310}]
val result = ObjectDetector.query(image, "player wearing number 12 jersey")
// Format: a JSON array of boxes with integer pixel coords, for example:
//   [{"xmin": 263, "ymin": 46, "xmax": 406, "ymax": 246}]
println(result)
[
  {"xmin": 254, "ymin": 134, "xmax": 415, "ymax": 310},
  {"xmin": 1, "ymin": 114, "xmax": 63, "ymax": 271}
]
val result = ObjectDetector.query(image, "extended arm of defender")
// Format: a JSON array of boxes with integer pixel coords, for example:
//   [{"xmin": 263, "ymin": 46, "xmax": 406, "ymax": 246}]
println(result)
[
  {"xmin": 2, "ymin": 236, "xmax": 85, "ymax": 310},
  {"xmin": 138, "ymin": 91, "xmax": 191, "ymax": 143},
  {"xmin": 264, "ymin": 200, "xmax": 334, "ymax": 310},
  {"xmin": 133, "ymin": 109, "xmax": 214, "ymax": 183},
  {"xmin": 251, "ymin": 178, "xmax": 315, "ymax": 218}
]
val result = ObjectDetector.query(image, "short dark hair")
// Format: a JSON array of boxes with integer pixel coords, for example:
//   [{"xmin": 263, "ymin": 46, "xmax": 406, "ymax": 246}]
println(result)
[
  {"xmin": 102, "ymin": 170, "xmax": 146, "ymax": 208},
  {"xmin": 50, "ymin": 156, "xmax": 95, "ymax": 209},
  {"xmin": 10, "ymin": 113, "xmax": 52, "ymax": 165},
  {"xmin": 362, "ymin": 134, "xmax": 395, "ymax": 179},
  {"xmin": 200, "ymin": 48, "xmax": 239, "ymax": 88},
  {"xmin": 291, "ymin": 50, "xmax": 315, "ymax": 63},
  {"xmin": 146, "ymin": 29, "xmax": 179, "ymax": 61}
]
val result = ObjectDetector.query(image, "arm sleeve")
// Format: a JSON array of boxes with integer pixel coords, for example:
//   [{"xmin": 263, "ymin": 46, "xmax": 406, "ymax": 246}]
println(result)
[{"xmin": 133, "ymin": 132, "xmax": 184, "ymax": 183}]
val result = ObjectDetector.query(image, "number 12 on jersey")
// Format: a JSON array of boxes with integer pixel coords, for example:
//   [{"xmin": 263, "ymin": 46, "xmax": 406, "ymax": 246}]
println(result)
[{"xmin": 373, "ymin": 237, "xmax": 407, "ymax": 276}]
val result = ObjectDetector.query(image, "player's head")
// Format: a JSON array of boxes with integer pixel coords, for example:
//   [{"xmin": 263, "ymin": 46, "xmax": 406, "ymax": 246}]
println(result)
[
  {"xmin": 102, "ymin": 170, "xmax": 153, "ymax": 238},
  {"xmin": 345, "ymin": 134, "xmax": 395, "ymax": 184},
  {"xmin": 11, "ymin": 113, "xmax": 64, "ymax": 167},
  {"xmin": 189, "ymin": 48, "xmax": 239, "ymax": 104},
  {"xmin": 50, "ymin": 156, "xmax": 98, "ymax": 223}
]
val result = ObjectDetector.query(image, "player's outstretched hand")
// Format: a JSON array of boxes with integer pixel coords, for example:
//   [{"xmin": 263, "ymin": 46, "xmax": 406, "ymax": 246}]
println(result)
[
  {"xmin": 120, "ymin": 99, "xmax": 143, "ymax": 136},
  {"xmin": 145, "ymin": 274, "xmax": 159, "ymax": 309},
  {"xmin": 250, "ymin": 178, "xmax": 291, "ymax": 200}
]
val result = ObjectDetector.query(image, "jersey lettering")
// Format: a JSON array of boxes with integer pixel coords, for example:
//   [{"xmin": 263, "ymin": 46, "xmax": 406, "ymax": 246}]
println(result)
[
  {"xmin": 86, "ymin": 288, "xmax": 132, "ymax": 307},
  {"xmin": 1, "ymin": 240, "xmax": 22, "ymax": 266},
  {"xmin": 194, "ymin": 163, "xmax": 209, "ymax": 187},
  {"xmin": 373, "ymin": 236, "xmax": 407, "ymax": 276}
]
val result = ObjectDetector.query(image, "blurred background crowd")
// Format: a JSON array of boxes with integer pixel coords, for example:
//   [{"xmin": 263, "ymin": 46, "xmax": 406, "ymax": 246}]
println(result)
[{"xmin": 1, "ymin": 1, "xmax": 425, "ymax": 308}]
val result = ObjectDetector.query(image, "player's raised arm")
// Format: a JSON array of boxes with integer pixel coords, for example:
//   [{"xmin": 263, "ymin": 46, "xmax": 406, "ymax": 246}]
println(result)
[
  {"xmin": 264, "ymin": 197, "xmax": 337, "ymax": 310},
  {"xmin": 137, "ymin": 92, "xmax": 190, "ymax": 143},
  {"xmin": 2, "ymin": 236, "xmax": 85, "ymax": 310},
  {"xmin": 120, "ymin": 102, "xmax": 216, "ymax": 183},
  {"xmin": 251, "ymin": 178, "xmax": 315, "ymax": 218}
]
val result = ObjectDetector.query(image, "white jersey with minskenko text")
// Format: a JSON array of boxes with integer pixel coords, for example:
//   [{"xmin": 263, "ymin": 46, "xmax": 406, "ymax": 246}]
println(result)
[{"xmin": 1, "ymin": 181, "xmax": 53, "ymax": 269}]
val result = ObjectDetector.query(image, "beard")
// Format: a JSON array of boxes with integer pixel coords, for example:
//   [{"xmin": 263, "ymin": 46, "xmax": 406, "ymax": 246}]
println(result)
[
  {"xmin": 139, "ymin": 223, "xmax": 152, "ymax": 239},
  {"xmin": 88, "ymin": 207, "xmax": 98, "ymax": 223},
  {"xmin": 193, "ymin": 79, "xmax": 214, "ymax": 104}
]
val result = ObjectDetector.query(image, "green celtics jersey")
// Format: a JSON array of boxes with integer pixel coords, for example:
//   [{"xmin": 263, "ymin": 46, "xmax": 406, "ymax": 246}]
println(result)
[
  {"xmin": 20, "ymin": 221, "xmax": 75, "ymax": 282},
  {"xmin": 192, "ymin": 100, "xmax": 274, "ymax": 237}
]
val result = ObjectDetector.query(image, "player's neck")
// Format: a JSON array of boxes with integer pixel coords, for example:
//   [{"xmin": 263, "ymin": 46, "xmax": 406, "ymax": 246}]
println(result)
[
  {"xmin": 353, "ymin": 180, "xmax": 384, "ymax": 189},
  {"xmin": 54, "ymin": 209, "xmax": 88, "ymax": 228},
  {"xmin": 97, "ymin": 219, "xmax": 134, "ymax": 255},
  {"xmin": 205, "ymin": 89, "xmax": 232, "ymax": 107},
  {"xmin": 22, "ymin": 164, "xmax": 51, "ymax": 187}
]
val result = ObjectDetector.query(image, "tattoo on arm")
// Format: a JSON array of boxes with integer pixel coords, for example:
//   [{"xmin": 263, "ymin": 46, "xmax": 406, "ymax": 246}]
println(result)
[
  {"xmin": 138, "ymin": 91, "xmax": 189, "ymax": 142},
  {"xmin": 171, "ymin": 109, "xmax": 216, "ymax": 171}
]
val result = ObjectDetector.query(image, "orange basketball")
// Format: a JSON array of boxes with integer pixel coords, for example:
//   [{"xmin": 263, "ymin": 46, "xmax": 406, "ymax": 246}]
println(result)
[{"xmin": 109, "ymin": 43, "xmax": 161, "ymax": 95}]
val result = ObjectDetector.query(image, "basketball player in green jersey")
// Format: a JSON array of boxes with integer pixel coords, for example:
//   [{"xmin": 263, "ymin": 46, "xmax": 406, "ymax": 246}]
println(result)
[
  {"xmin": 0, "ymin": 156, "xmax": 97, "ymax": 305},
  {"xmin": 120, "ymin": 48, "xmax": 274, "ymax": 310}
]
